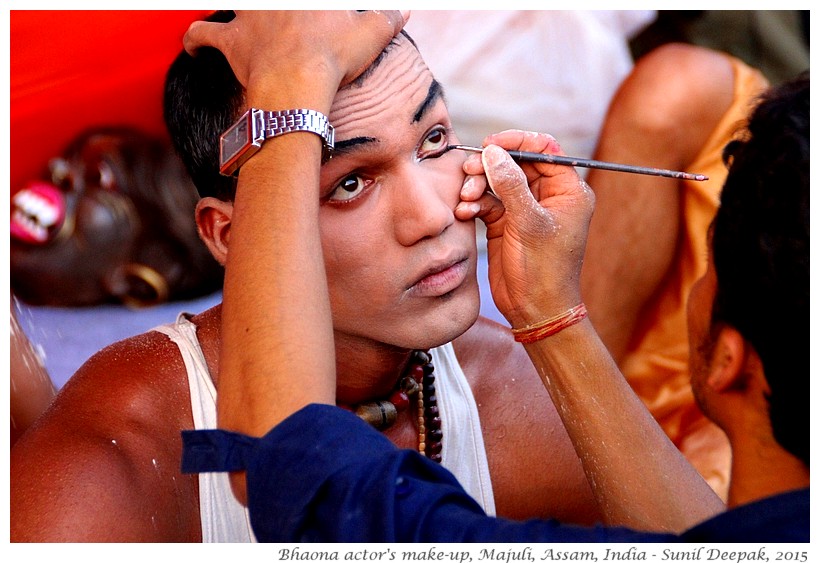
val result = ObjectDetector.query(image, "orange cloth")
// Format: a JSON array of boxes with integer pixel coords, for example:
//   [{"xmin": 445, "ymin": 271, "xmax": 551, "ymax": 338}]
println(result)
[
  {"xmin": 10, "ymin": 10, "xmax": 209, "ymax": 194},
  {"xmin": 621, "ymin": 56, "xmax": 769, "ymax": 500}
]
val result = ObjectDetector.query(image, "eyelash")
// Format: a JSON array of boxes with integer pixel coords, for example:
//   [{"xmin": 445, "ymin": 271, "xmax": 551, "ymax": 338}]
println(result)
[{"xmin": 324, "ymin": 125, "xmax": 452, "ymax": 205}]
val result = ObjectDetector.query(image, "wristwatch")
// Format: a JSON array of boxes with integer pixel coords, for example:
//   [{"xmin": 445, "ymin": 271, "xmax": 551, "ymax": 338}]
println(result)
[{"xmin": 219, "ymin": 108, "xmax": 335, "ymax": 176}]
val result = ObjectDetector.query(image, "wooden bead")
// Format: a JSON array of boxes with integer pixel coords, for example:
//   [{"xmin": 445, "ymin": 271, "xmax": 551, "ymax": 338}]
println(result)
[
  {"xmin": 389, "ymin": 390, "xmax": 410, "ymax": 411},
  {"xmin": 348, "ymin": 349, "xmax": 442, "ymax": 464}
]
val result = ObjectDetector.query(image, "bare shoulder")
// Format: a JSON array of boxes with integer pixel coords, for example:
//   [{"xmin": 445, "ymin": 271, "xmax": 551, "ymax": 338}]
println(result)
[
  {"xmin": 598, "ymin": 43, "xmax": 736, "ymax": 169},
  {"xmin": 453, "ymin": 318, "xmax": 600, "ymax": 524},
  {"xmin": 11, "ymin": 327, "xmax": 201, "ymax": 541},
  {"xmin": 453, "ymin": 316, "xmax": 545, "ymax": 416},
  {"xmin": 621, "ymin": 43, "xmax": 735, "ymax": 133}
]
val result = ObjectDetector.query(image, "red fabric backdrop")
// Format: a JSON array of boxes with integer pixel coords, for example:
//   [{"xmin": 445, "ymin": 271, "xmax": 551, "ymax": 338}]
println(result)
[{"xmin": 10, "ymin": 10, "xmax": 210, "ymax": 194}]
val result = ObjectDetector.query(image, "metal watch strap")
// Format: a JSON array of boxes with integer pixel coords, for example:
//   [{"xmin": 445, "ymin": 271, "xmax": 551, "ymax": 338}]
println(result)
[
  {"xmin": 257, "ymin": 108, "xmax": 335, "ymax": 160},
  {"xmin": 219, "ymin": 108, "xmax": 335, "ymax": 176}
]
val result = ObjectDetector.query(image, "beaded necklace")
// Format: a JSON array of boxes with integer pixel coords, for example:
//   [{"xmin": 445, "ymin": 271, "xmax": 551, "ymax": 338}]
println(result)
[{"xmin": 342, "ymin": 349, "xmax": 442, "ymax": 463}]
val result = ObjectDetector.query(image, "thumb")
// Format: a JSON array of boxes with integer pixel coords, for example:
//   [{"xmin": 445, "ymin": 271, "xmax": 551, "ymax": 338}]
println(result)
[{"xmin": 481, "ymin": 145, "xmax": 542, "ymax": 220}]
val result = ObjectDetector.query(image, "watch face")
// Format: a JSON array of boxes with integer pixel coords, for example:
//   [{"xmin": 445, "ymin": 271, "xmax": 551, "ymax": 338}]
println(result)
[{"xmin": 221, "ymin": 113, "xmax": 250, "ymax": 165}]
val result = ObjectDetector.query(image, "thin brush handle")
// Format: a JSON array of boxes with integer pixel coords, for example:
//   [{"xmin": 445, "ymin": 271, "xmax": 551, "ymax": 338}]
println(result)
[{"xmin": 449, "ymin": 145, "xmax": 708, "ymax": 181}]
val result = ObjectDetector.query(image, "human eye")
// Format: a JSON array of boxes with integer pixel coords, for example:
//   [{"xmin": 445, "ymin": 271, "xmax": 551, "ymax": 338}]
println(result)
[
  {"xmin": 419, "ymin": 126, "xmax": 450, "ymax": 159},
  {"xmin": 327, "ymin": 173, "xmax": 371, "ymax": 203}
]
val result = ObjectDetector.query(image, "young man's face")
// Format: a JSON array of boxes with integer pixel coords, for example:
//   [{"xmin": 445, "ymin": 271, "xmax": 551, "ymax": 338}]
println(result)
[{"xmin": 318, "ymin": 34, "xmax": 480, "ymax": 350}]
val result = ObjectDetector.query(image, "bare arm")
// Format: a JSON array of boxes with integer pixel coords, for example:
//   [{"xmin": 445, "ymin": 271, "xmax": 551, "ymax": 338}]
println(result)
[
  {"xmin": 10, "ymin": 299, "xmax": 56, "ymax": 446},
  {"xmin": 521, "ymin": 321, "xmax": 721, "ymax": 530},
  {"xmin": 458, "ymin": 131, "xmax": 723, "ymax": 532},
  {"xmin": 10, "ymin": 338, "xmax": 200, "ymax": 541},
  {"xmin": 581, "ymin": 43, "xmax": 735, "ymax": 362}
]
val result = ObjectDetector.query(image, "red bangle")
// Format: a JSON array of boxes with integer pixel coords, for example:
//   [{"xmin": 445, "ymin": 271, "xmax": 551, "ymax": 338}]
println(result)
[{"xmin": 511, "ymin": 303, "xmax": 588, "ymax": 344}]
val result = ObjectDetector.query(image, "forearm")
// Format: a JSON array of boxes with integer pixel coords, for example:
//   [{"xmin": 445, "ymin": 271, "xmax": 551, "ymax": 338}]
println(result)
[
  {"xmin": 185, "ymin": 10, "xmax": 408, "ymax": 507},
  {"xmin": 219, "ymin": 132, "xmax": 336, "ymax": 439},
  {"xmin": 521, "ymin": 318, "xmax": 724, "ymax": 531}
]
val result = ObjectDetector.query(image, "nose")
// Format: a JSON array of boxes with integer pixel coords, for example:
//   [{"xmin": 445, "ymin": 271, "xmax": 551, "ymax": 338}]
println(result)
[{"xmin": 391, "ymin": 164, "xmax": 457, "ymax": 247}]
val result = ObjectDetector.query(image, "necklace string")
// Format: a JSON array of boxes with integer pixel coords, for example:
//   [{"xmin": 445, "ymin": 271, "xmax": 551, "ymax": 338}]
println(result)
[{"xmin": 342, "ymin": 349, "xmax": 442, "ymax": 463}]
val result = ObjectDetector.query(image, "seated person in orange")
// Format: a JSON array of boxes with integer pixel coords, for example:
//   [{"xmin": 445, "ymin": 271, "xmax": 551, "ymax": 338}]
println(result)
[
  {"xmin": 11, "ymin": 127, "xmax": 223, "ymax": 308},
  {"xmin": 580, "ymin": 43, "xmax": 770, "ymax": 498}
]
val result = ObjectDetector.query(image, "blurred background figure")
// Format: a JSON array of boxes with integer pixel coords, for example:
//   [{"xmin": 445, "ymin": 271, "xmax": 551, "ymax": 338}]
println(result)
[
  {"xmin": 630, "ymin": 10, "xmax": 809, "ymax": 86},
  {"xmin": 10, "ymin": 11, "xmax": 217, "ymax": 394},
  {"xmin": 406, "ymin": 11, "xmax": 656, "ymax": 160},
  {"xmin": 11, "ymin": 126, "xmax": 223, "ymax": 308},
  {"xmin": 10, "ymin": 127, "xmax": 226, "ymax": 391},
  {"xmin": 11, "ymin": 297, "xmax": 56, "ymax": 447}
]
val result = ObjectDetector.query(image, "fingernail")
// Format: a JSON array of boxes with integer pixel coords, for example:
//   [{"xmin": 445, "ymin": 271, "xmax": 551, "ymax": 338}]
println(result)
[
  {"xmin": 482, "ymin": 145, "xmax": 520, "ymax": 186},
  {"xmin": 461, "ymin": 176, "xmax": 477, "ymax": 197},
  {"xmin": 456, "ymin": 201, "xmax": 481, "ymax": 215},
  {"xmin": 481, "ymin": 145, "xmax": 514, "ymax": 174},
  {"xmin": 481, "ymin": 145, "xmax": 506, "ymax": 166}
]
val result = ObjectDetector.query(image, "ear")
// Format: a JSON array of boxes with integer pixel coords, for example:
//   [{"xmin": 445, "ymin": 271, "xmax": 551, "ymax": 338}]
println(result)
[
  {"xmin": 705, "ymin": 326, "xmax": 748, "ymax": 392},
  {"xmin": 196, "ymin": 197, "xmax": 233, "ymax": 266}
]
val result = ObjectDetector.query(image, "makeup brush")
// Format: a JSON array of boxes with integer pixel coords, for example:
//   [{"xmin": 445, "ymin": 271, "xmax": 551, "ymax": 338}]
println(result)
[{"xmin": 447, "ymin": 145, "xmax": 708, "ymax": 181}]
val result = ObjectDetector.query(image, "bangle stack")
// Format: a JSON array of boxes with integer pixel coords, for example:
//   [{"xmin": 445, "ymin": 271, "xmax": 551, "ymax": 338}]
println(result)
[{"xmin": 511, "ymin": 303, "xmax": 588, "ymax": 344}]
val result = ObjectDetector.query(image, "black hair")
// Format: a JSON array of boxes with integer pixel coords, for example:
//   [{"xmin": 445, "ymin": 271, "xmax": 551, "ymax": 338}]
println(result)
[
  {"xmin": 711, "ymin": 71, "xmax": 809, "ymax": 465},
  {"xmin": 164, "ymin": 11, "xmax": 243, "ymax": 201}
]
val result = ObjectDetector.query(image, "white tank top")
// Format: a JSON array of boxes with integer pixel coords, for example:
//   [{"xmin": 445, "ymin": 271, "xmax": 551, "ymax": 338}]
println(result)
[
  {"xmin": 154, "ymin": 313, "xmax": 496, "ymax": 542},
  {"xmin": 153, "ymin": 314, "xmax": 256, "ymax": 543}
]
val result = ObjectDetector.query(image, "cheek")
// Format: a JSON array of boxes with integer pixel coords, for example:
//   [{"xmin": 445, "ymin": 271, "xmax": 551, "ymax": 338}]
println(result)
[
  {"xmin": 320, "ymin": 218, "xmax": 396, "ymax": 312},
  {"xmin": 687, "ymin": 280, "xmax": 705, "ymax": 341},
  {"xmin": 686, "ymin": 275, "xmax": 715, "ymax": 373},
  {"xmin": 431, "ymin": 157, "xmax": 467, "ymax": 203}
]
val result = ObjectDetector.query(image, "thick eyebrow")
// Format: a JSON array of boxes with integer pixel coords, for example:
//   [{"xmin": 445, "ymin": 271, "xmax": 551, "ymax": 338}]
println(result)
[
  {"xmin": 331, "ymin": 79, "xmax": 445, "ymax": 156},
  {"xmin": 413, "ymin": 79, "xmax": 443, "ymax": 123},
  {"xmin": 333, "ymin": 136, "xmax": 379, "ymax": 155}
]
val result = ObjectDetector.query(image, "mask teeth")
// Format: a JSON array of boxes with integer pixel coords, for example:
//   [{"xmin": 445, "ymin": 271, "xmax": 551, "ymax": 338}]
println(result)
[{"xmin": 11, "ymin": 181, "xmax": 67, "ymax": 245}]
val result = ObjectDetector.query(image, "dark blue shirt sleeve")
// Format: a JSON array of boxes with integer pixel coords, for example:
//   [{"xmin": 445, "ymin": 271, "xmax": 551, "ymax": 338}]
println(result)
[
  {"xmin": 680, "ymin": 488, "xmax": 809, "ymax": 543},
  {"xmin": 181, "ymin": 404, "xmax": 676, "ymax": 543}
]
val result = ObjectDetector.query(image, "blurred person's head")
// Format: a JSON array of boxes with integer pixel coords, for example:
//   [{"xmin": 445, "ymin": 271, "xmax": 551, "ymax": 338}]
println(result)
[
  {"xmin": 11, "ymin": 126, "xmax": 223, "ymax": 307},
  {"xmin": 687, "ymin": 72, "xmax": 809, "ymax": 467}
]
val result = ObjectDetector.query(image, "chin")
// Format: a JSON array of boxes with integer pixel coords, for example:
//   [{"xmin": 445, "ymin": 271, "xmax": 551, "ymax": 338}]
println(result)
[{"xmin": 408, "ymin": 284, "xmax": 481, "ymax": 350}]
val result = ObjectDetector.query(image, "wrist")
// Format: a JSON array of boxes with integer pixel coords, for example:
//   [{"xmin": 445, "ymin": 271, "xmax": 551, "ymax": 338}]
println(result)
[
  {"xmin": 245, "ymin": 63, "xmax": 338, "ymax": 114},
  {"xmin": 511, "ymin": 303, "xmax": 588, "ymax": 344},
  {"xmin": 504, "ymin": 288, "xmax": 583, "ymax": 330}
]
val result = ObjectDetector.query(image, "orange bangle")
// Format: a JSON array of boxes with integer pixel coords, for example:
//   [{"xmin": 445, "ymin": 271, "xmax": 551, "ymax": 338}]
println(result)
[{"xmin": 511, "ymin": 303, "xmax": 588, "ymax": 344}]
